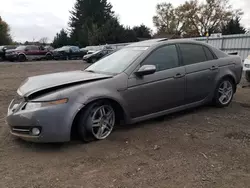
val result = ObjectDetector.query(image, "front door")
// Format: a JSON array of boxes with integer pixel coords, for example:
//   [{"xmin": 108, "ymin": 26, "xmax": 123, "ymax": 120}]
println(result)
[
  {"xmin": 123, "ymin": 44, "xmax": 186, "ymax": 118},
  {"xmin": 178, "ymin": 43, "xmax": 219, "ymax": 104}
]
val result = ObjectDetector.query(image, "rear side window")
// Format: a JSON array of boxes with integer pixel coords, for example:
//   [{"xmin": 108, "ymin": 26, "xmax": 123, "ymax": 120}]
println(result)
[
  {"xmin": 179, "ymin": 44, "xmax": 207, "ymax": 65},
  {"xmin": 142, "ymin": 45, "xmax": 179, "ymax": 72},
  {"xmin": 203, "ymin": 47, "xmax": 215, "ymax": 60}
]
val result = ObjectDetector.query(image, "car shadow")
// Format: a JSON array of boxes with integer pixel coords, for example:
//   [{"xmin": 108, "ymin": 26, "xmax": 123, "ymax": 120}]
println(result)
[
  {"xmin": 13, "ymin": 138, "xmax": 83, "ymax": 152},
  {"xmin": 12, "ymin": 104, "xmax": 229, "ymax": 151}
]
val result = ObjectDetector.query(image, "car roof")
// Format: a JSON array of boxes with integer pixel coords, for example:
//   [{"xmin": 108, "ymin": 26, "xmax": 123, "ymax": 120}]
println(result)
[
  {"xmin": 126, "ymin": 38, "xmax": 211, "ymax": 48},
  {"xmin": 126, "ymin": 38, "xmax": 168, "ymax": 47}
]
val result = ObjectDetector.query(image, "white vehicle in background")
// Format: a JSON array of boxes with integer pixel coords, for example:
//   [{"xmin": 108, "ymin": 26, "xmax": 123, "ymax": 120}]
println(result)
[{"xmin": 243, "ymin": 55, "xmax": 250, "ymax": 82}]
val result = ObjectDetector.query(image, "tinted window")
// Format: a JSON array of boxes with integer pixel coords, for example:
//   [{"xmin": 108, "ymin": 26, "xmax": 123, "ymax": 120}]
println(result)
[
  {"xmin": 179, "ymin": 44, "xmax": 207, "ymax": 65},
  {"xmin": 142, "ymin": 45, "xmax": 179, "ymax": 72},
  {"xmin": 203, "ymin": 46, "xmax": 215, "ymax": 60}
]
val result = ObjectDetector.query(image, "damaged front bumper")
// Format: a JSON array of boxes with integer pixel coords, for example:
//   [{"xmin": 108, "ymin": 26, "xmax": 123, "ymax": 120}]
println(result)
[{"xmin": 6, "ymin": 96, "xmax": 79, "ymax": 143}]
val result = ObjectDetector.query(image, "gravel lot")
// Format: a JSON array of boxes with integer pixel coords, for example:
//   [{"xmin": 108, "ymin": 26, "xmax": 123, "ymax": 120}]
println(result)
[{"xmin": 0, "ymin": 60, "xmax": 250, "ymax": 188}]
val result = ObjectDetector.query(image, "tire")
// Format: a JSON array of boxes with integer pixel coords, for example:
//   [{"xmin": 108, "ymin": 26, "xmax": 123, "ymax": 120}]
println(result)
[
  {"xmin": 46, "ymin": 54, "xmax": 53, "ymax": 60},
  {"xmin": 91, "ymin": 58, "xmax": 97, "ymax": 64},
  {"xmin": 213, "ymin": 78, "xmax": 235, "ymax": 107},
  {"xmin": 77, "ymin": 101, "xmax": 116, "ymax": 142},
  {"xmin": 245, "ymin": 71, "xmax": 250, "ymax": 82},
  {"xmin": 18, "ymin": 54, "xmax": 26, "ymax": 62}
]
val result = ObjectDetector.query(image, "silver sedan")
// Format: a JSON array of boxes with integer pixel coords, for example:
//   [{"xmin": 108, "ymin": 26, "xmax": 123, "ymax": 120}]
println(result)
[{"xmin": 7, "ymin": 39, "xmax": 243, "ymax": 143}]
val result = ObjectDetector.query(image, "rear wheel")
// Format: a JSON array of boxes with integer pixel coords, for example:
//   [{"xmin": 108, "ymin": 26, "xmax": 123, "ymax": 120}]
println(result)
[
  {"xmin": 18, "ymin": 54, "xmax": 26, "ymax": 62},
  {"xmin": 214, "ymin": 78, "xmax": 235, "ymax": 107},
  {"xmin": 245, "ymin": 71, "xmax": 250, "ymax": 82},
  {"xmin": 77, "ymin": 101, "xmax": 116, "ymax": 142},
  {"xmin": 46, "ymin": 54, "xmax": 53, "ymax": 60}
]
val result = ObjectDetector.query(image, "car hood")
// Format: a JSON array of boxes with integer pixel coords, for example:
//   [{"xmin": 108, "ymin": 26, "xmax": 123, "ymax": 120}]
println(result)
[{"xmin": 18, "ymin": 70, "xmax": 113, "ymax": 97}]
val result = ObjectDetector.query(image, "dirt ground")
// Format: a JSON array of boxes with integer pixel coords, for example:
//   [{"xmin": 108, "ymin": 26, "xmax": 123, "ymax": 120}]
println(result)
[{"xmin": 0, "ymin": 61, "xmax": 250, "ymax": 188}]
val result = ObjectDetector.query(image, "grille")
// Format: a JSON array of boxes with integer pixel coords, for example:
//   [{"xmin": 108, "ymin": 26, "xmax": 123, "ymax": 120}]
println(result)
[{"xmin": 11, "ymin": 126, "xmax": 31, "ymax": 135}]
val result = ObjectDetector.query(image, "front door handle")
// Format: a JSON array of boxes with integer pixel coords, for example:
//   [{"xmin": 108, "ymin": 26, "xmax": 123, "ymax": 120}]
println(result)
[
  {"xmin": 174, "ymin": 73, "xmax": 185, "ymax": 79},
  {"xmin": 210, "ymin": 66, "xmax": 218, "ymax": 70}
]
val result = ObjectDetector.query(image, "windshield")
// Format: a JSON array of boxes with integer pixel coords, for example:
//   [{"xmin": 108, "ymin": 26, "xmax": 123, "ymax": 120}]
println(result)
[
  {"xmin": 15, "ymin": 46, "xmax": 26, "ymax": 50},
  {"xmin": 86, "ymin": 47, "xmax": 148, "ymax": 74}
]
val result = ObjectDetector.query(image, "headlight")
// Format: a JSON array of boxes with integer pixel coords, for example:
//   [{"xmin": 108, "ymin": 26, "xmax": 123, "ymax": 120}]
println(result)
[
  {"xmin": 25, "ymin": 102, "xmax": 42, "ymax": 110},
  {"xmin": 245, "ymin": 64, "xmax": 250, "ymax": 68},
  {"xmin": 25, "ymin": 98, "xmax": 68, "ymax": 110}
]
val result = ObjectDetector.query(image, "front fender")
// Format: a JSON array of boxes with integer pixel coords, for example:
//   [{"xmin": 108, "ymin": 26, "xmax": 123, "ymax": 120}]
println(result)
[{"xmin": 75, "ymin": 88, "xmax": 131, "ymax": 122}]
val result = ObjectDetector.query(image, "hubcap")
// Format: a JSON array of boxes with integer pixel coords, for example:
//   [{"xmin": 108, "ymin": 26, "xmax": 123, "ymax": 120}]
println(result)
[
  {"xmin": 90, "ymin": 105, "xmax": 115, "ymax": 139},
  {"xmin": 218, "ymin": 80, "xmax": 233, "ymax": 105}
]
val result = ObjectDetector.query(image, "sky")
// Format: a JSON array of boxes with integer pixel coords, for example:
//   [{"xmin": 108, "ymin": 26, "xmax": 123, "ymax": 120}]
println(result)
[{"xmin": 0, "ymin": 0, "xmax": 250, "ymax": 42}]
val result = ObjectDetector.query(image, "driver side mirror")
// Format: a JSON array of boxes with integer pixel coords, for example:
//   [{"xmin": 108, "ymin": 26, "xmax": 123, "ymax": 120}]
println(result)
[
  {"xmin": 25, "ymin": 48, "xmax": 29, "ymax": 51},
  {"xmin": 135, "ymin": 65, "xmax": 156, "ymax": 77}
]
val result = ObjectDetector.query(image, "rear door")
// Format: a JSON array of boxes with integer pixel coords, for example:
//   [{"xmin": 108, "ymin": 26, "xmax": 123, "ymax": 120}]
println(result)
[
  {"xmin": 178, "ymin": 43, "xmax": 218, "ymax": 104},
  {"xmin": 25, "ymin": 46, "xmax": 40, "ymax": 60}
]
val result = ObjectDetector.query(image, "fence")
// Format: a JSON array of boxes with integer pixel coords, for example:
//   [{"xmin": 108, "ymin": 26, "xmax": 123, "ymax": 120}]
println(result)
[
  {"xmin": 192, "ymin": 34, "xmax": 250, "ymax": 60},
  {"xmin": 89, "ymin": 33, "xmax": 250, "ymax": 60}
]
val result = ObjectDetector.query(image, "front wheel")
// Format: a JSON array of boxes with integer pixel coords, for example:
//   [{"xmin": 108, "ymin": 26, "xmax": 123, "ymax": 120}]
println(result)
[
  {"xmin": 91, "ymin": 58, "xmax": 97, "ymax": 64},
  {"xmin": 77, "ymin": 101, "xmax": 116, "ymax": 142},
  {"xmin": 46, "ymin": 54, "xmax": 53, "ymax": 60},
  {"xmin": 214, "ymin": 78, "xmax": 235, "ymax": 107},
  {"xmin": 18, "ymin": 54, "xmax": 26, "ymax": 62}
]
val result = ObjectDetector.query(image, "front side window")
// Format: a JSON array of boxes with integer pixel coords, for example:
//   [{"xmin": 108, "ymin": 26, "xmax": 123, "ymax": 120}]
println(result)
[
  {"xmin": 179, "ymin": 44, "xmax": 207, "ymax": 65},
  {"xmin": 142, "ymin": 45, "xmax": 179, "ymax": 72},
  {"xmin": 71, "ymin": 46, "xmax": 80, "ymax": 52}
]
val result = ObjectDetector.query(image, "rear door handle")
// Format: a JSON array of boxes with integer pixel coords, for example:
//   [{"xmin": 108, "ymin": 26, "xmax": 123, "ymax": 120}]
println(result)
[
  {"xmin": 174, "ymin": 73, "xmax": 185, "ymax": 79},
  {"xmin": 210, "ymin": 66, "xmax": 218, "ymax": 70}
]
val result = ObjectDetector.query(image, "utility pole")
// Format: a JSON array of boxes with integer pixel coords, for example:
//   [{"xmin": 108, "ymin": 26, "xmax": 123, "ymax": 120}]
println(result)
[{"xmin": 206, "ymin": 32, "xmax": 209, "ymax": 43}]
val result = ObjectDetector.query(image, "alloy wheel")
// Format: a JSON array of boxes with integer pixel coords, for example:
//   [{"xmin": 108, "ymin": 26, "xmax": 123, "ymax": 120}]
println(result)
[
  {"xmin": 218, "ymin": 80, "xmax": 233, "ymax": 105},
  {"xmin": 90, "ymin": 105, "xmax": 115, "ymax": 140}
]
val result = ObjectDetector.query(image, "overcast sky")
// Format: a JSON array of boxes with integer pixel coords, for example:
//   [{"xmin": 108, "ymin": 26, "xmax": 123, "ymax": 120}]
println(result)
[{"xmin": 0, "ymin": 0, "xmax": 249, "ymax": 42}]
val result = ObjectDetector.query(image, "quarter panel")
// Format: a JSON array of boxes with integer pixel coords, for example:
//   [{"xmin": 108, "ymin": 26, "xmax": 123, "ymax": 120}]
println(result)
[{"xmin": 185, "ymin": 60, "xmax": 219, "ymax": 104}]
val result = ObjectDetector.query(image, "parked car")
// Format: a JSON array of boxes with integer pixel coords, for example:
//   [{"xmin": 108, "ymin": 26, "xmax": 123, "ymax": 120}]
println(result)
[
  {"xmin": 53, "ymin": 46, "xmax": 86, "ymax": 60},
  {"xmin": 0, "ymin": 45, "xmax": 17, "ymax": 61},
  {"xmin": 83, "ymin": 49, "xmax": 114, "ymax": 63},
  {"xmin": 6, "ymin": 39, "xmax": 243, "ymax": 143},
  {"xmin": 5, "ymin": 45, "xmax": 53, "ymax": 62},
  {"xmin": 243, "ymin": 55, "xmax": 250, "ymax": 82}
]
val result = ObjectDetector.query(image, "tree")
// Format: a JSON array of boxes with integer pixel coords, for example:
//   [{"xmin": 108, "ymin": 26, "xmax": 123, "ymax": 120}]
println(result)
[
  {"xmin": 132, "ymin": 24, "xmax": 152, "ymax": 39},
  {"xmin": 153, "ymin": 3, "xmax": 184, "ymax": 37},
  {"xmin": 0, "ymin": 16, "xmax": 12, "ymax": 45},
  {"xmin": 52, "ymin": 29, "xmax": 70, "ymax": 48},
  {"xmin": 153, "ymin": 0, "xmax": 242, "ymax": 37},
  {"xmin": 39, "ymin": 37, "xmax": 49, "ymax": 45},
  {"xmin": 88, "ymin": 17, "xmax": 138, "ymax": 45},
  {"xmin": 222, "ymin": 16, "xmax": 246, "ymax": 35},
  {"xmin": 68, "ymin": 0, "xmax": 114, "ymax": 46}
]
